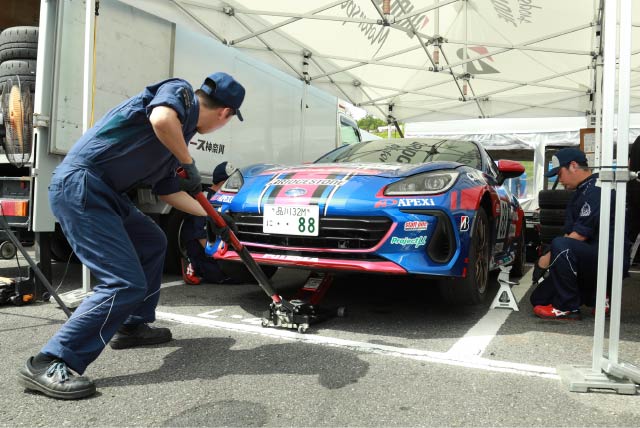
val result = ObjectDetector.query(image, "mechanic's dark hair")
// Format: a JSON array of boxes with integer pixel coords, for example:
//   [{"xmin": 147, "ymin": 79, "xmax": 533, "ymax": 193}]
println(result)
[{"xmin": 195, "ymin": 89, "xmax": 225, "ymax": 109}]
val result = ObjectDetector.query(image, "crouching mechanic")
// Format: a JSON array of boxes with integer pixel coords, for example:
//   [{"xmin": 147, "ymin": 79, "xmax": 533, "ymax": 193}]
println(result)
[
  {"xmin": 17, "ymin": 72, "xmax": 245, "ymax": 399},
  {"xmin": 181, "ymin": 161, "xmax": 236, "ymax": 285},
  {"xmin": 530, "ymin": 148, "xmax": 630, "ymax": 320}
]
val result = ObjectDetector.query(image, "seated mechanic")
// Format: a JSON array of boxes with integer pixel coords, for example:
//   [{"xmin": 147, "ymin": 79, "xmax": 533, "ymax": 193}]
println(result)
[
  {"xmin": 181, "ymin": 161, "xmax": 236, "ymax": 285},
  {"xmin": 530, "ymin": 148, "xmax": 630, "ymax": 320}
]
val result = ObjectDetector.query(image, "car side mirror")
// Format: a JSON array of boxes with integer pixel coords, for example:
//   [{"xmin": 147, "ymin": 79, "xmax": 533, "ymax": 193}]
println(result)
[{"xmin": 496, "ymin": 159, "xmax": 525, "ymax": 185}]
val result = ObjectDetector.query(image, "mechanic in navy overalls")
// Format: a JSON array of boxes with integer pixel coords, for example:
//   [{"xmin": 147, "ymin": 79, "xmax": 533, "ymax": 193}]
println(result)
[
  {"xmin": 530, "ymin": 148, "xmax": 630, "ymax": 320},
  {"xmin": 181, "ymin": 161, "xmax": 235, "ymax": 285},
  {"xmin": 18, "ymin": 72, "xmax": 245, "ymax": 400}
]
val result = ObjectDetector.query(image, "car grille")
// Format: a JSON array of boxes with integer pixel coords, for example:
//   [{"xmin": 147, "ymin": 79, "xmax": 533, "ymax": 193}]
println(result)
[{"xmin": 229, "ymin": 213, "xmax": 392, "ymax": 250}]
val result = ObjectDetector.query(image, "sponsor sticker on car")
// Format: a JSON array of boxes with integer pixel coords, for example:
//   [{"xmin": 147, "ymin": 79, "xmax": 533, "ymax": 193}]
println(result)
[{"xmin": 404, "ymin": 221, "xmax": 428, "ymax": 231}]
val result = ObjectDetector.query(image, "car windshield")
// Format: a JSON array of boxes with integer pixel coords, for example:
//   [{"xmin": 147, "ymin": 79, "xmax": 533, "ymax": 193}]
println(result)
[{"xmin": 316, "ymin": 139, "xmax": 482, "ymax": 169}]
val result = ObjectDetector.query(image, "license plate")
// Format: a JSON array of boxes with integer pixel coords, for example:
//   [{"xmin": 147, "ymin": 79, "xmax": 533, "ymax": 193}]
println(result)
[{"xmin": 263, "ymin": 204, "xmax": 319, "ymax": 236}]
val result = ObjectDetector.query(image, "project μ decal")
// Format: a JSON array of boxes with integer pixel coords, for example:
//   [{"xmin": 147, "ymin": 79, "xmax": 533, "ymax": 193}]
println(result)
[
  {"xmin": 259, "ymin": 171, "xmax": 353, "ymax": 215},
  {"xmin": 404, "ymin": 221, "xmax": 428, "ymax": 231},
  {"xmin": 189, "ymin": 138, "xmax": 225, "ymax": 155},
  {"xmin": 398, "ymin": 198, "xmax": 436, "ymax": 207},
  {"xmin": 212, "ymin": 194, "xmax": 234, "ymax": 203},
  {"xmin": 390, "ymin": 236, "xmax": 427, "ymax": 248},
  {"xmin": 460, "ymin": 215, "xmax": 470, "ymax": 232}
]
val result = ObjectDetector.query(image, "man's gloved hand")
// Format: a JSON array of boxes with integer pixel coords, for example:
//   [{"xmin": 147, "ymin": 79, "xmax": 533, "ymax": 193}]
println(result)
[
  {"xmin": 179, "ymin": 159, "xmax": 202, "ymax": 195},
  {"xmin": 206, "ymin": 212, "xmax": 238, "ymax": 244}
]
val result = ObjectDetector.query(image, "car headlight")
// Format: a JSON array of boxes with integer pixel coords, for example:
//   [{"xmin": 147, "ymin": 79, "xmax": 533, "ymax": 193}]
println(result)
[
  {"xmin": 220, "ymin": 170, "xmax": 244, "ymax": 193},
  {"xmin": 384, "ymin": 170, "xmax": 459, "ymax": 195}
]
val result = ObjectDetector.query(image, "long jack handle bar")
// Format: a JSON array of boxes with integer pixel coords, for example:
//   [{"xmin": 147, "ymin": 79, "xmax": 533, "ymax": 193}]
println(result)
[{"xmin": 177, "ymin": 170, "xmax": 282, "ymax": 304}]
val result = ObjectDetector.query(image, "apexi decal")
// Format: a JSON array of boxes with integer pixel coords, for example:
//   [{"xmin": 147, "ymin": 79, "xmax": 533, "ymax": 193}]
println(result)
[
  {"xmin": 270, "ymin": 178, "xmax": 347, "ymax": 186},
  {"xmin": 404, "ymin": 221, "xmax": 428, "ymax": 231},
  {"xmin": 189, "ymin": 138, "xmax": 225, "ymax": 155},
  {"xmin": 390, "ymin": 236, "xmax": 427, "ymax": 248},
  {"xmin": 212, "ymin": 194, "xmax": 234, "ymax": 203},
  {"xmin": 460, "ymin": 215, "xmax": 470, "ymax": 232},
  {"xmin": 375, "ymin": 198, "xmax": 436, "ymax": 208},
  {"xmin": 263, "ymin": 254, "xmax": 319, "ymax": 262},
  {"xmin": 399, "ymin": 198, "xmax": 436, "ymax": 207}
]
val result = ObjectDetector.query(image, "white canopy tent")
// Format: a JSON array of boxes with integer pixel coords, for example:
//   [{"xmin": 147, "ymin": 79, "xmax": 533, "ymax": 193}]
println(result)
[
  {"xmin": 121, "ymin": 0, "xmax": 639, "ymax": 126},
  {"xmin": 107, "ymin": 0, "xmax": 639, "ymax": 393}
]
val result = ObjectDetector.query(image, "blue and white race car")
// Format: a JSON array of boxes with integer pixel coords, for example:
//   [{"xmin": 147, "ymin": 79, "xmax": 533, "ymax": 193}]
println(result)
[{"xmin": 211, "ymin": 138, "xmax": 525, "ymax": 304}]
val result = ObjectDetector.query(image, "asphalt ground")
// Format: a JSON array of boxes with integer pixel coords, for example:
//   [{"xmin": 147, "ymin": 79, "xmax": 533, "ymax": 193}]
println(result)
[{"xmin": 0, "ymin": 250, "xmax": 639, "ymax": 427}]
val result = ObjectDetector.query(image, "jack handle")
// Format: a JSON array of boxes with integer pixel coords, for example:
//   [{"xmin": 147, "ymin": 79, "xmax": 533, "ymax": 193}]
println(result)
[{"xmin": 176, "ymin": 167, "xmax": 282, "ymax": 303}]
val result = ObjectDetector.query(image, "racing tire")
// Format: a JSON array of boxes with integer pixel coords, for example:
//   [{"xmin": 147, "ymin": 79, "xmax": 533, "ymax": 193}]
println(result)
[
  {"xmin": 539, "ymin": 209, "xmax": 565, "ymax": 226},
  {"xmin": 539, "ymin": 225, "xmax": 564, "ymax": 245},
  {"xmin": 217, "ymin": 260, "xmax": 278, "ymax": 284},
  {"xmin": 0, "ymin": 27, "xmax": 38, "ymax": 62},
  {"xmin": 538, "ymin": 189, "xmax": 573, "ymax": 209},
  {"xmin": 510, "ymin": 232, "xmax": 525, "ymax": 278},
  {"xmin": 0, "ymin": 59, "xmax": 37, "ymax": 92},
  {"xmin": 439, "ymin": 209, "xmax": 490, "ymax": 305}
]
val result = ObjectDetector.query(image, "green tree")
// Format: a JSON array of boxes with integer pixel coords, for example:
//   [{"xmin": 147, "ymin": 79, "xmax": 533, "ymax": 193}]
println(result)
[{"xmin": 357, "ymin": 115, "xmax": 386, "ymax": 132}]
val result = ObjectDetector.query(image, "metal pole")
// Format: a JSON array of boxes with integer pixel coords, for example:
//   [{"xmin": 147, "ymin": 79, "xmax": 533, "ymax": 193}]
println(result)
[
  {"xmin": 81, "ymin": 0, "xmax": 97, "ymax": 294},
  {"xmin": 592, "ymin": 0, "xmax": 617, "ymax": 373},
  {"xmin": 607, "ymin": 0, "xmax": 632, "ymax": 367}
]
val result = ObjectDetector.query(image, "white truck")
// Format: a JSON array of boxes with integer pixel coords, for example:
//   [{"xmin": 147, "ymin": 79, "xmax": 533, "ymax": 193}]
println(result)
[{"xmin": 0, "ymin": 0, "xmax": 361, "ymax": 275}]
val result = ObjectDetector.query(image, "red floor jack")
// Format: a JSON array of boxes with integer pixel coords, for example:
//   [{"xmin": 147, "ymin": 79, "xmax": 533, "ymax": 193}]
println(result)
[{"xmin": 180, "ymin": 169, "xmax": 343, "ymax": 333}]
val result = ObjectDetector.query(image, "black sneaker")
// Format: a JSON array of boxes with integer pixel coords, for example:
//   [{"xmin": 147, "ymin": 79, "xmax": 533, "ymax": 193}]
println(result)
[
  {"xmin": 18, "ymin": 358, "xmax": 96, "ymax": 400},
  {"xmin": 109, "ymin": 323, "xmax": 172, "ymax": 350}
]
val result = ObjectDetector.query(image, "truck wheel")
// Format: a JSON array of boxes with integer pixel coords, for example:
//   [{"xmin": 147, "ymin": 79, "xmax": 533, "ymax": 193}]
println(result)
[
  {"xmin": 439, "ymin": 209, "xmax": 490, "ymax": 305},
  {"xmin": 50, "ymin": 224, "xmax": 76, "ymax": 262},
  {"xmin": 538, "ymin": 190, "xmax": 573, "ymax": 209},
  {"xmin": 162, "ymin": 209, "xmax": 187, "ymax": 275},
  {"xmin": 0, "ymin": 26, "xmax": 39, "ymax": 62},
  {"xmin": 0, "ymin": 241, "xmax": 17, "ymax": 259}
]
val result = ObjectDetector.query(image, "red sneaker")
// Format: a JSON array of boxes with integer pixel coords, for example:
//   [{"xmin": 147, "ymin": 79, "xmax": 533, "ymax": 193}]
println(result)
[
  {"xmin": 181, "ymin": 259, "xmax": 201, "ymax": 285},
  {"xmin": 533, "ymin": 304, "xmax": 581, "ymax": 320}
]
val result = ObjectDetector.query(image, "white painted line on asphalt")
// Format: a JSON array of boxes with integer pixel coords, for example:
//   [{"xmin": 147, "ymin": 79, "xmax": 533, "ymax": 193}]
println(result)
[
  {"xmin": 161, "ymin": 280, "xmax": 185, "ymax": 289},
  {"xmin": 445, "ymin": 273, "xmax": 534, "ymax": 358},
  {"xmin": 156, "ymin": 310, "xmax": 558, "ymax": 380}
]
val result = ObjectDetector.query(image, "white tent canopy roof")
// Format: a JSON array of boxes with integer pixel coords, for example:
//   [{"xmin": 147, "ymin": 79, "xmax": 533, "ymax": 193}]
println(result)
[{"xmin": 120, "ymin": 0, "xmax": 640, "ymax": 123}]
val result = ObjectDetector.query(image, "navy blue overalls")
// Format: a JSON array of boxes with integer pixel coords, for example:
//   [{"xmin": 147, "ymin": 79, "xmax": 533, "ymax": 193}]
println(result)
[
  {"xmin": 182, "ymin": 191, "xmax": 227, "ymax": 283},
  {"xmin": 41, "ymin": 79, "xmax": 199, "ymax": 374},
  {"xmin": 531, "ymin": 174, "xmax": 629, "ymax": 311}
]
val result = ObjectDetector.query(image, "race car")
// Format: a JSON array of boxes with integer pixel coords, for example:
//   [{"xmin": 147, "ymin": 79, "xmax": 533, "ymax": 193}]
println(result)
[{"xmin": 210, "ymin": 138, "xmax": 525, "ymax": 305}]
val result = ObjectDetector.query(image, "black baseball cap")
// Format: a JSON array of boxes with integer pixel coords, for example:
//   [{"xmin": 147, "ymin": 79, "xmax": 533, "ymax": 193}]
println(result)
[
  {"xmin": 200, "ymin": 72, "xmax": 245, "ymax": 121},
  {"xmin": 545, "ymin": 148, "xmax": 588, "ymax": 177},
  {"xmin": 212, "ymin": 161, "xmax": 235, "ymax": 184}
]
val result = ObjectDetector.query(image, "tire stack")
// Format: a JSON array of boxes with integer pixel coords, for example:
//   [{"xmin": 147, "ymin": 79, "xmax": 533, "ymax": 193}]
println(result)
[
  {"xmin": 538, "ymin": 189, "xmax": 573, "ymax": 244},
  {"xmin": 0, "ymin": 26, "xmax": 38, "ymax": 156},
  {"xmin": 0, "ymin": 26, "xmax": 38, "ymax": 93}
]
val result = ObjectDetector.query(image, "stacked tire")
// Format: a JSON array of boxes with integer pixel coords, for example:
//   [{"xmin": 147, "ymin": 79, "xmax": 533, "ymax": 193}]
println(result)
[
  {"xmin": 538, "ymin": 189, "xmax": 573, "ymax": 244},
  {"xmin": 0, "ymin": 26, "xmax": 38, "ymax": 92}
]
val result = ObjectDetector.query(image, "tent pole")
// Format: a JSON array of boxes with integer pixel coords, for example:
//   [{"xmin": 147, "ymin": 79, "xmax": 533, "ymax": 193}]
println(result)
[{"xmin": 557, "ymin": 0, "xmax": 637, "ymax": 395}]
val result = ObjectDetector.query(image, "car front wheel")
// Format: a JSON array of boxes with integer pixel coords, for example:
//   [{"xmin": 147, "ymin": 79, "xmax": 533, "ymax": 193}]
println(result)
[{"xmin": 439, "ymin": 209, "xmax": 490, "ymax": 305}]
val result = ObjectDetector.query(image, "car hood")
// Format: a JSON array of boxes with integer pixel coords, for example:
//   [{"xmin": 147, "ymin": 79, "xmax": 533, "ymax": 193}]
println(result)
[{"xmin": 244, "ymin": 161, "xmax": 462, "ymax": 179}]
